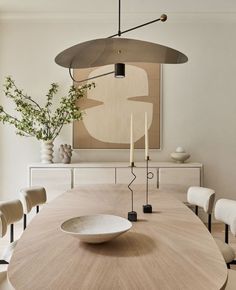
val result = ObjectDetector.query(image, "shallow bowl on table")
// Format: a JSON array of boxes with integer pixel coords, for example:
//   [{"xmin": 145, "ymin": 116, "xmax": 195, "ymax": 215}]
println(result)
[{"xmin": 60, "ymin": 214, "xmax": 132, "ymax": 244}]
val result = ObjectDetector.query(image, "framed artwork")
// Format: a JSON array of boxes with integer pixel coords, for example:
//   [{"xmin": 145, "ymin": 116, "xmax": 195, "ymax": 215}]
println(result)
[{"xmin": 73, "ymin": 63, "xmax": 161, "ymax": 149}]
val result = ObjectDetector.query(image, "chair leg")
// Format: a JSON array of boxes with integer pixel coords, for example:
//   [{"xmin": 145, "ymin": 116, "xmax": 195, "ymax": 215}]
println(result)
[
  {"xmin": 0, "ymin": 260, "xmax": 9, "ymax": 265},
  {"xmin": 225, "ymin": 224, "xmax": 229, "ymax": 244},
  {"xmin": 23, "ymin": 214, "xmax": 27, "ymax": 230},
  {"xmin": 36, "ymin": 205, "xmax": 39, "ymax": 213},
  {"xmin": 195, "ymin": 205, "xmax": 198, "ymax": 216},
  {"xmin": 10, "ymin": 224, "xmax": 14, "ymax": 243},
  {"xmin": 208, "ymin": 214, "xmax": 211, "ymax": 233},
  {"xmin": 229, "ymin": 260, "xmax": 236, "ymax": 265}
]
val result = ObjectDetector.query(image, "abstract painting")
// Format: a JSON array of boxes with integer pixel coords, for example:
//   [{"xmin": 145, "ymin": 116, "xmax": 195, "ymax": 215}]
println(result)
[{"xmin": 73, "ymin": 63, "xmax": 161, "ymax": 149}]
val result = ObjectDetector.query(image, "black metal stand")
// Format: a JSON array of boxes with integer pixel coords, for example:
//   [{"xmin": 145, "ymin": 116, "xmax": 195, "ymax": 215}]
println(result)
[
  {"xmin": 128, "ymin": 162, "xmax": 137, "ymax": 222},
  {"xmin": 143, "ymin": 156, "xmax": 154, "ymax": 213}
]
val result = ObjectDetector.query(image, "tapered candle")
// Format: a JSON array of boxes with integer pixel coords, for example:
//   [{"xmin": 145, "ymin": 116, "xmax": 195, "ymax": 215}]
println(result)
[
  {"xmin": 145, "ymin": 112, "xmax": 149, "ymax": 160},
  {"xmin": 130, "ymin": 113, "xmax": 134, "ymax": 165}
]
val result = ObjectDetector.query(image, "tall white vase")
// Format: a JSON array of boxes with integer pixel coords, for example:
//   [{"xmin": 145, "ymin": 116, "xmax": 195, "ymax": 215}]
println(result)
[{"xmin": 41, "ymin": 140, "xmax": 54, "ymax": 164}]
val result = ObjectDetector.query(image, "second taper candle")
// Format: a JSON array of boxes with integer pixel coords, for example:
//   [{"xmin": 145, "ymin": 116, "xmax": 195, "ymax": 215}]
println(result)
[
  {"xmin": 130, "ymin": 113, "xmax": 134, "ymax": 165},
  {"xmin": 145, "ymin": 112, "xmax": 149, "ymax": 160}
]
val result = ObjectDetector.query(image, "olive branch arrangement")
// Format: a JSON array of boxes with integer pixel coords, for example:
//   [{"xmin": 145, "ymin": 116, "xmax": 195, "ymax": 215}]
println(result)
[{"xmin": 0, "ymin": 77, "xmax": 94, "ymax": 141}]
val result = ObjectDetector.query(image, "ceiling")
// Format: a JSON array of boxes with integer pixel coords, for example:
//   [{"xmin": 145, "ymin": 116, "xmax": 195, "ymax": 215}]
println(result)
[{"xmin": 1, "ymin": 0, "xmax": 236, "ymax": 14}]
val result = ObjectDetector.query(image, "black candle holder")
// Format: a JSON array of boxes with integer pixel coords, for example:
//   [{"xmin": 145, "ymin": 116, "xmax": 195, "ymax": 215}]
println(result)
[
  {"xmin": 143, "ymin": 156, "xmax": 154, "ymax": 213},
  {"xmin": 128, "ymin": 162, "xmax": 137, "ymax": 222}
]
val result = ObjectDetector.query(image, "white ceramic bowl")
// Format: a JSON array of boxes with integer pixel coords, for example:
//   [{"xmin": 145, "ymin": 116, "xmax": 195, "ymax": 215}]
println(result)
[
  {"xmin": 171, "ymin": 152, "xmax": 190, "ymax": 163},
  {"xmin": 60, "ymin": 214, "xmax": 132, "ymax": 244}
]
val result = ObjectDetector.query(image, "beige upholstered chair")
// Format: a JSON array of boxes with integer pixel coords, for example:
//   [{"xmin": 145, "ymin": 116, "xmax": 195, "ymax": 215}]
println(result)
[
  {"xmin": 214, "ymin": 199, "xmax": 236, "ymax": 269},
  {"xmin": 20, "ymin": 186, "xmax": 47, "ymax": 229},
  {"xmin": 187, "ymin": 186, "xmax": 215, "ymax": 232},
  {"xmin": 0, "ymin": 199, "xmax": 23, "ymax": 263},
  {"xmin": 0, "ymin": 200, "xmax": 23, "ymax": 289}
]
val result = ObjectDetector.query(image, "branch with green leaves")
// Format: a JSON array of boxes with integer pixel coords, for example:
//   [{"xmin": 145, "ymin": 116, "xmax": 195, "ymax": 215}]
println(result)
[{"xmin": 0, "ymin": 76, "xmax": 94, "ymax": 141}]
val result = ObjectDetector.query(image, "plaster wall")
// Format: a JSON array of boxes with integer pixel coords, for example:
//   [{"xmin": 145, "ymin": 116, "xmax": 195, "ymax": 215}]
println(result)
[{"xmin": 0, "ymin": 14, "xmax": 236, "ymax": 200}]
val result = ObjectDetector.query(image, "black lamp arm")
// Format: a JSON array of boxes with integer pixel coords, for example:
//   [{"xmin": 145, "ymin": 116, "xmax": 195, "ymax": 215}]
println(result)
[
  {"xmin": 69, "ymin": 67, "xmax": 114, "ymax": 83},
  {"xmin": 108, "ymin": 14, "xmax": 167, "ymax": 39}
]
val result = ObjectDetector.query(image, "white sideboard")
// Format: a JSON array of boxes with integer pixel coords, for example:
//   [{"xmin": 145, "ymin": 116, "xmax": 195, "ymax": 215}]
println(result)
[{"xmin": 28, "ymin": 162, "xmax": 203, "ymax": 202}]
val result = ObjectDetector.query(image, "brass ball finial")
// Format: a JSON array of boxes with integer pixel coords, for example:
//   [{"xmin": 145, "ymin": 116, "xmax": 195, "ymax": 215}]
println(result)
[{"xmin": 160, "ymin": 14, "xmax": 167, "ymax": 22}]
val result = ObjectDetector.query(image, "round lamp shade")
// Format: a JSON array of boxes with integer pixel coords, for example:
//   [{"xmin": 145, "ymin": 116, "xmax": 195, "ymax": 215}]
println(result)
[{"xmin": 55, "ymin": 37, "xmax": 188, "ymax": 69}]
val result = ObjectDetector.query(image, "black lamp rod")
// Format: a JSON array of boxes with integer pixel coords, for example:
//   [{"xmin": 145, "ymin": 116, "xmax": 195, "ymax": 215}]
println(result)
[
  {"xmin": 108, "ymin": 16, "xmax": 165, "ymax": 39},
  {"xmin": 69, "ymin": 67, "xmax": 114, "ymax": 83}
]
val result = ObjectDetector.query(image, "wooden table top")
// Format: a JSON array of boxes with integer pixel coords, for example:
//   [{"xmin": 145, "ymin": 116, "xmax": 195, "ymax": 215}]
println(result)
[{"xmin": 8, "ymin": 185, "xmax": 227, "ymax": 290}]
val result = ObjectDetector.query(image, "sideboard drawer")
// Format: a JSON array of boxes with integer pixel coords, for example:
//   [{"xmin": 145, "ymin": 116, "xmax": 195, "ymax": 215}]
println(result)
[
  {"xmin": 74, "ymin": 168, "xmax": 115, "ymax": 185},
  {"xmin": 158, "ymin": 168, "xmax": 201, "ymax": 201},
  {"xmin": 30, "ymin": 168, "xmax": 72, "ymax": 201}
]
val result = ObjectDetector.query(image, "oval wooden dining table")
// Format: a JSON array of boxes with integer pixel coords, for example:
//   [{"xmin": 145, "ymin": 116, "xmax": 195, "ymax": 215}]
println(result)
[{"xmin": 8, "ymin": 184, "xmax": 227, "ymax": 290}]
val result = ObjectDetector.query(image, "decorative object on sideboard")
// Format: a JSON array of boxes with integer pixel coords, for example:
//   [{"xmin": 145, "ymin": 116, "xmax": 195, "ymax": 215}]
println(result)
[
  {"xmin": 0, "ymin": 76, "xmax": 93, "ymax": 163},
  {"xmin": 128, "ymin": 114, "xmax": 137, "ymax": 222},
  {"xmin": 143, "ymin": 112, "xmax": 153, "ymax": 213},
  {"xmin": 41, "ymin": 140, "xmax": 54, "ymax": 164},
  {"xmin": 171, "ymin": 147, "xmax": 190, "ymax": 163},
  {"xmin": 59, "ymin": 144, "xmax": 73, "ymax": 164},
  {"xmin": 55, "ymin": 0, "xmax": 188, "ymax": 83}
]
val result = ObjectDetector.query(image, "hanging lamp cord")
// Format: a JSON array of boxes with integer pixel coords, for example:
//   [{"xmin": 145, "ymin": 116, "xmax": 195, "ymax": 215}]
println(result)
[{"xmin": 118, "ymin": 0, "xmax": 121, "ymax": 36}]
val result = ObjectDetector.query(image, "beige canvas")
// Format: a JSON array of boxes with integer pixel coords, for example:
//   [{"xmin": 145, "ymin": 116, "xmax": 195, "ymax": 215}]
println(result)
[{"xmin": 73, "ymin": 63, "xmax": 161, "ymax": 149}]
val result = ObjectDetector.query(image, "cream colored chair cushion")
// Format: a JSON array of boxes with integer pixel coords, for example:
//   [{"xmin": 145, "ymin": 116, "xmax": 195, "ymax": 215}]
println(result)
[
  {"xmin": 0, "ymin": 200, "xmax": 23, "ymax": 231},
  {"xmin": 187, "ymin": 186, "xmax": 215, "ymax": 214},
  {"xmin": 214, "ymin": 238, "xmax": 235, "ymax": 264},
  {"xmin": 0, "ymin": 212, "xmax": 7, "ymax": 238},
  {"xmin": 20, "ymin": 187, "xmax": 47, "ymax": 214},
  {"xmin": 215, "ymin": 199, "xmax": 236, "ymax": 236},
  {"xmin": 0, "ymin": 270, "xmax": 14, "ymax": 290},
  {"xmin": 225, "ymin": 269, "xmax": 236, "ymax": 290}
]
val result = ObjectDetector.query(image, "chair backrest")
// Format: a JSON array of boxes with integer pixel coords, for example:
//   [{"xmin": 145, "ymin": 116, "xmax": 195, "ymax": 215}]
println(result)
[
  {"xmin": 0, "ymin": 200, "xmax": 23, "ymax": 237},
  {"xmin": 187, "ymin": 186, "xmax": 215, "ymax": 214},
  {"xmin": 20, "ymin": 187, "xmax": 47, "ymax": 214},
  {"xmin": 215, "ymin": 199, "xmax": 236, "ymax": 236},
  {"xmin": 0, "ymin": 211, "xmax": 7, "ymax": 238}
]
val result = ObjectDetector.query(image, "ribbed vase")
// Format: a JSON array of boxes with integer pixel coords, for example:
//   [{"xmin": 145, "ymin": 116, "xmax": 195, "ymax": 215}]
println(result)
[{"xmin": 41, "ymin": 140, "xmax": 54, "ymax": 164}]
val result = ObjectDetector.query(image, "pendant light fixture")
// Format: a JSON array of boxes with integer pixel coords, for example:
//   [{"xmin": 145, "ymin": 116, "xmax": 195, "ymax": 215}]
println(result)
[{"xmin": 55, "ymin": 0, "xmax": 188, "ymax": 83}]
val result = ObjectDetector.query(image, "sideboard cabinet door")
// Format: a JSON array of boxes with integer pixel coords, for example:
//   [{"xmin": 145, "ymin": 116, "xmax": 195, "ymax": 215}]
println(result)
[
  {"xmin": 158, "ymin": 168, "xmax": 201, "ymax": 201},
  {"xmin": 30, "ymin": 168, "xmax": 72, "ymax": 201},
  {"xmin": 74, "ymin": 168, "xmax": 115, "ymax": 186}
]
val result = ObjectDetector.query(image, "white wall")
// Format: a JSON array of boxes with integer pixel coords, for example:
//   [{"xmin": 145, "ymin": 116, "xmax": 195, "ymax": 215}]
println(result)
[{"xmin": 0, "ymin": 14, "xmax": 236, "ymax": 200}]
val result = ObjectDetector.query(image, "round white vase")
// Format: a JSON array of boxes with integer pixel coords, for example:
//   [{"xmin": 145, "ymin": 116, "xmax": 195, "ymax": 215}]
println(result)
[{"xmin": 41, "ymin": 140, "xmax": 54, "ymax": 164}]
